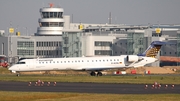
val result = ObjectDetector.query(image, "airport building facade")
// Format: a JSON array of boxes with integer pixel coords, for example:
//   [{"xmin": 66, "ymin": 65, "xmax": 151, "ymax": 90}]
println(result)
[{"xmin": 0, "ymin": 4, "xmax": 180, "ymax": 67}]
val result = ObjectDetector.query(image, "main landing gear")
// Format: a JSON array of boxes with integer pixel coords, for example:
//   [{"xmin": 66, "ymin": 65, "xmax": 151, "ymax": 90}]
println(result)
[
  {"xmin": 16, "ymin": 73, "xmax": 20, "ymax": 76},
  {"xmin": 90, "ymin": 71, "xmax": 103, "ymax": 76}
]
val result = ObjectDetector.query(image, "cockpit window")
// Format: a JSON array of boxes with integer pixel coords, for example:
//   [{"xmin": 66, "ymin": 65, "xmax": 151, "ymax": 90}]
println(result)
[{"xmin": 16, "ymin": 62, "xmax": 26, "ymax": 64}]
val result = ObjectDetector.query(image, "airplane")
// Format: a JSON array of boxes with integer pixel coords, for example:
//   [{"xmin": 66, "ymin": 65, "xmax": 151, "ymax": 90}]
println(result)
[{"xmin": 8, "ymin": 41, "xmax": 167, "ymax": 76}]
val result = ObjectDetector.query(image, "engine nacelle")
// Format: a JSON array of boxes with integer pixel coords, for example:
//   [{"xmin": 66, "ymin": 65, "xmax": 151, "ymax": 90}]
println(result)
[{"xmin": 127, "ymin": 55, "xmax": 140, "ymax": 63}]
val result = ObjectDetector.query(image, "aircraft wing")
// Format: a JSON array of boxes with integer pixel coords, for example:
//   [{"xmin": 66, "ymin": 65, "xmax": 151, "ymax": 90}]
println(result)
[{"xmin": 77, "ymin": 66, "xmax": 125, "ymax": 71}]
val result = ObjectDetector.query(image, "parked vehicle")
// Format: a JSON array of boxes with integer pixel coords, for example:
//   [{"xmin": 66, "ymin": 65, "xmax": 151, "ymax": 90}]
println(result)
[{"xmin": 0, "ymin": 55, "xmax": 8, "ymax": 68}]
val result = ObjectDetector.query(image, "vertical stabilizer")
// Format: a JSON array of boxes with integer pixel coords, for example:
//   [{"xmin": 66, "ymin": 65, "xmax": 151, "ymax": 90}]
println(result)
[{"xmin": 138, "ymin": 41, "xmax": 166, "ymax": 58}]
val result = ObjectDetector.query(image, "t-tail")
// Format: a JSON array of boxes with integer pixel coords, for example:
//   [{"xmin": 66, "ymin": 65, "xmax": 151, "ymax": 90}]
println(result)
[{"xmin": 138, "ymin": 41, "xmax": 167, "ymax": 58}]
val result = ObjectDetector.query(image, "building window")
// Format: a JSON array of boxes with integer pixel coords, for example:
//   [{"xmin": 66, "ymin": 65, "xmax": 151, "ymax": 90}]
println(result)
[
  {"xmin": 17, "ymin": 41, "xmax": 34, "ymax": 56},
  {"xmin": 2, "ymin": 43, "xmax": 4, "ymax": 55},
  {"xmin": 64, "ymin": 37, "xmax": 69, "ymax": 44},
  {"xmin": 36, "ymin": 42, "xmax": 39, "ymax": 47},
  {"xmin": 63, "ymin": 47, "xmax": 69, "ymax": 53},
  {"xmin": 94, "ymin": 41, "xmax": 112, "ymax": 46},
  {"xmin": 41, "ymin": 22, "xmax": 49, "ymax": 27},
  {"xmin": 76, "ymin": 43, "xmax": 79, "ymax": 49},
  {"xmin": 95, "ymin": 50, "xmax": 112, "ymax": 56}
]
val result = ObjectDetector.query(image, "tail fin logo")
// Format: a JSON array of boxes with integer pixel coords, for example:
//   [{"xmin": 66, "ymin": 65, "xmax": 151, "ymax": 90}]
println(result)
[
  {"xmin": 138, "ymin": 41, "xmax": 167, "ymax": 58},
  {"xmin": 145, "ymin": 45, "xmax": 161, "ymax": 58}
]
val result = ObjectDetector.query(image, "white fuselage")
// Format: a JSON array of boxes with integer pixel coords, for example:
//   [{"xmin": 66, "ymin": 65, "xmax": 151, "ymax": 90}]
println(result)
[{"xmin": 8, "ymin": 55, "xmax": 157, "ymax": 72}]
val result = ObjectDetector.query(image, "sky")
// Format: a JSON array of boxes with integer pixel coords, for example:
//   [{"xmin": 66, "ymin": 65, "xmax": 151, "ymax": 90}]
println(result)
[{"xmin": 0, "ymin": 0, "xmax": 180, "ymax": 34}]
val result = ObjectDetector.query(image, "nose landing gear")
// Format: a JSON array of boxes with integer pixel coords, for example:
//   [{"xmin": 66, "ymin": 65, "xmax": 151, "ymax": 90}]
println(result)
[{"xmin": 16, "ymin": 73, "xmax": 20, "ymax": 76}]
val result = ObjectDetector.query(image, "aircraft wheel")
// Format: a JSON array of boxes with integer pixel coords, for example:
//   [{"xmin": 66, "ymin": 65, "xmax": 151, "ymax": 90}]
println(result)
[
  {"xmin": 90, "ymin": 71, "xmax": 96, "ymax": 76},
  {"xmin": 97, "ymin": 72, "xmax": 102, "ymax": 76},
  {"xmin": 16, "ymin": 73, "xmax": 20, "ymax": 77}
]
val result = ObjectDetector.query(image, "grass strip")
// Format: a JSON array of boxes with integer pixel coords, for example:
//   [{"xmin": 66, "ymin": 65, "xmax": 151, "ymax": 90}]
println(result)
[
  {"xmin": 0, "ymin": 74, "xmax": 180, "ymax": 84},
  {"xmin": 0, "ymin": 91, "xmax": 179, "ymax": 101}
]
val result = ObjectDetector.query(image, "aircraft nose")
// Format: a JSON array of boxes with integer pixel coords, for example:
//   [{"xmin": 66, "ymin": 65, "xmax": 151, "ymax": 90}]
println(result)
[
  {"xmin": 8, "ymin": 67, "xmax": 12, "ymax": 71},
  {"xmin": 8, "ymin": 66, "xmax": 17, "ymax": 73},
  {"xmin": 8, "ymin": 66, "xmax": 15, "ymax": 71}
]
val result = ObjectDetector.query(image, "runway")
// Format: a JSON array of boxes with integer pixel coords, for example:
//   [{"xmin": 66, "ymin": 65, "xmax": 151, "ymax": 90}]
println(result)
[{"xmin": 0, "ymin": 81, "xmax": 179, "ymax": 94}]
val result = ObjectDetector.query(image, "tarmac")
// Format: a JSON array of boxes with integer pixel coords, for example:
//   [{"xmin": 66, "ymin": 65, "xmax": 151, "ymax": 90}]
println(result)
[{"xmin": 0, "ymin": 81, "xmax": 180, "ymax": 94}]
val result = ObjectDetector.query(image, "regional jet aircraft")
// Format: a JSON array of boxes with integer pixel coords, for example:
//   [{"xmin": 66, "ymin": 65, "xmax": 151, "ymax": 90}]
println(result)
[{"xmin": 8, "ymin": 41, "xmax": 166, "ymax": 76}]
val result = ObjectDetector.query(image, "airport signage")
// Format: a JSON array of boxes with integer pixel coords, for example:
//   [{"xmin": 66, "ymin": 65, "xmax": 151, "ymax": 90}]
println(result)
[
  {"xmin": 9, "ymin": 28, "xmax": 14, "ymax": 34},
  {"xmin": 155, "ymin": 28, "xmax": 161, "ymax": 34}
]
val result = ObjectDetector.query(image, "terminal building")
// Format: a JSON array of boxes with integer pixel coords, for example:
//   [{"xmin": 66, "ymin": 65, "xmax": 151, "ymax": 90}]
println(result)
[{"xmin": 0, "ymin": 4, "xmax": 180, "ymax": 67}]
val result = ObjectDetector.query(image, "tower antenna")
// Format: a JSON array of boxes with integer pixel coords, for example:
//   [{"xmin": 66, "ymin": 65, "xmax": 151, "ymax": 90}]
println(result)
[{"xmin": 108, "ymin": 12, "xmax": 112, "ymax": 24}]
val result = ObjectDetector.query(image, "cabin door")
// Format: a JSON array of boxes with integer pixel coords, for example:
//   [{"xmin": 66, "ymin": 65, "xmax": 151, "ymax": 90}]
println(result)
[{"xmin": 29, "ymin": 60, "xmax": 34, "ymax": 70}]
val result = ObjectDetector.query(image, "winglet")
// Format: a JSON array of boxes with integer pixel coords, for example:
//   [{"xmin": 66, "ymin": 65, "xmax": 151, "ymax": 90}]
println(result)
[{"xmin": 138, "ymin": 41, "xmax": 169, "ymax": 58}]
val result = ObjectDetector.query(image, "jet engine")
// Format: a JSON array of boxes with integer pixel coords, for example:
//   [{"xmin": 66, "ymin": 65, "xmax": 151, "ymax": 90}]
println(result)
[{"xmin": 126, "ymin": 55, "xmax": 142, "ymax": 63}]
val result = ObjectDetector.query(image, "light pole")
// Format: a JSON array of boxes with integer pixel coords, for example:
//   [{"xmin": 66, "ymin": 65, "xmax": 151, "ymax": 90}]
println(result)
[{"xmin": 23, "ymin": 27, "xmax": 27, "ymax": 35}]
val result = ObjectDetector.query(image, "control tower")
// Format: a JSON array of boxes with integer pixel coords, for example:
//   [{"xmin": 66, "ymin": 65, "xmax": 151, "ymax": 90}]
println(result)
[{"xmin": 36, "ymin": 3, "xmax": 64, "ymax": 36}]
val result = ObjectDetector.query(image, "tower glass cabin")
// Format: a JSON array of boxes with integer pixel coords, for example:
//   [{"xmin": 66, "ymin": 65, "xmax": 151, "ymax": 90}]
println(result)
[{"xmin": 36, "ymin": 4, "xmax": 64, "ymax": 36}]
